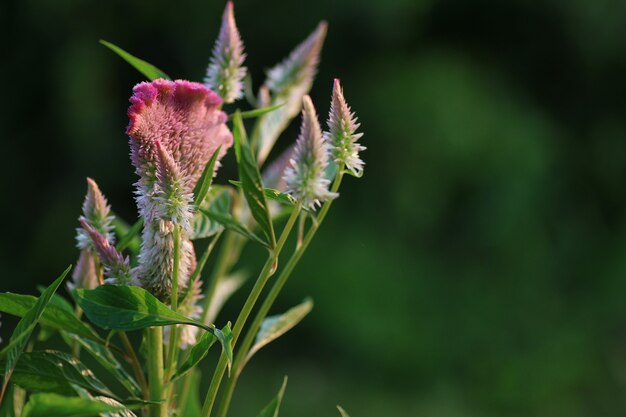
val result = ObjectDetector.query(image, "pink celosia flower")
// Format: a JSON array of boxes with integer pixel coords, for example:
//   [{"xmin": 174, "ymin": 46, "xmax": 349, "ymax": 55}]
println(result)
[
  {"xmin": 205, "ymin": 1, "xmax": 247, "ymax": 104},
  {"xmin": 79, "ymin": 219, "xmax": 134, "ymax": 285},
  {"xmin": 324, "ymin": 79, "xmax": 365, "ymax": 177},
  {"xmin": 127, "ymin": 79, "xmax": 232, "ymax": 300},
  {"xmin": 283, "ymin": 95, "xmax": 337, "ymax": 210}
]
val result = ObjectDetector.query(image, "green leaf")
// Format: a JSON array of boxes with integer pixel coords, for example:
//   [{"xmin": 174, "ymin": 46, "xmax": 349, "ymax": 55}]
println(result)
[
  {"xmin": 336, "ymin": 405, "xmax": 350, "ymax": 417},
  {"xmin": 0, "ymin": 293, "xmax": 103, "ymax": 344},
  {"xmin": 21, "ymin": 393, "xmax": 126, "ymax": 417},
  {"xmin": 0, "ymin": 266, "xmax": 71, "ymax": 398},
  {"xmin": 199, "ymin": 208, "xmax": 268, "ymax": 247},
  {"xmin": 191, "ymin": 187, "xmax": 231, "ymax": 240},
  {"xmin": 62, "ymin": 333, "xmax": 141, "ymax": 397},
  {"xmin": 232, "ymin": 111, "xmax": 276, "ymax": 248},
  {"xmin": 171, "ymin": 332, "xmax": 217, "ymax": 382},
  {"xmin": 229, "ymin": 103, "xmax": 285, "ymax": 121},
  {"xmin": 241, "ymin": 299, "xmax": 313, "ymax": 373},
  {"xmin": 6, "ymin": 350, "xmax": 115, "ymax": 398},
  {"xmin": 100, "ymin": 40, "xmax": 170, "ymax": 81},
  {"xmin": 178, "ymin": 371, "xmax": 202, "ymax": 417},
  {"xmin": 193, "ymin": 146, "xmax": 222, "ymax": 209},
  {"xmin": 229, "ymin": 181, "xmax": 296, "ymax": 206},
  {"xmin": 215, "ymin": 324, "xmax": 234, "ymax": 375},
  {"xmin": 256, "ymin": 377, "xmax": 288, "ymax": 417},
  {"xmin": 204, "ymin": 271, "xmax": 248, "ymax": 325},
  {"xmin": 116, "ymin": 218, "xmax": 144, "ymax": 252},
  {"xmin": 75, "ymin": 285, "xmax": 233, "ymax": 369}
]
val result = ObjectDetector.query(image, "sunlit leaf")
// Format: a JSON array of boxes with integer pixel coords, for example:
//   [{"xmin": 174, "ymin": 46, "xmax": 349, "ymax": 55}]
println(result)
[
  {"xmin": 6, "ymin": 350, "xmax": 115, "ymax": 398},
  {"xmin": 232, "ymin": 111, "xmax": 276, "ymax": 248},
  {"xmin": 193, "ymin": 146, "xmax": 222, "ymax": 209},
  {"xmin": 199, "ymin": 208, "xmax": 268, "ymax": 247},
  {"xmin": 0, "ymin": 266, "xmax": 71, "ymax": 398},
  {"xmin": 241, "ymin": 299, "xmax": 313, "ymax": 373},
  {"xmin": 191, "ymin": 187, "xmax": 231, "ymax": 240},
  {"xmin": 229, "ymin": 181, "xmax": 296, "ymax": 206},
  {"xmin": 100, "ymin": 40, "xmax": 170, "ymax": 81},
  {"xmin": 21, "ymin": 393, "xmax": 126, "ymax": 417},
  {"xmin": 0, "ymin": 293, "xmax": 103, "ymax": 344},
  {"xmin": 336, "ymin": 405, "xmax": 350, "ymax": 417},
  {"xmin": 171, "ymin": 332, "xmax": 217, "ymax": 382},
  {"xmin": 229, "ymin": 103, "xmax": 285, "ymax": 120},
  {"xmin": 256, "ymin": 377, "xmax": 288, "ymax": 417}
]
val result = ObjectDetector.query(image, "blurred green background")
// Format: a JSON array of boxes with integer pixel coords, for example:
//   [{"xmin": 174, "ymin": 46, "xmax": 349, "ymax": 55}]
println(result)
[{"xmin": 3, "ymin": 0, "xmax": 626, "ymax": 416}]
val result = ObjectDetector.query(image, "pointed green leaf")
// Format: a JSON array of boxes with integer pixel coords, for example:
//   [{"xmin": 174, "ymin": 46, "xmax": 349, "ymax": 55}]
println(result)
[
  {"xmin": 336, "ymin": 405, "xmax": 350, "ymax": 417},
  {"xmin": 171, "ymin": 332, "xmax": 217, "ymax": 382},
  {"xmin": 193, "ymin": 146, "xmax": 222, "ymax": 209},
  {"xmin": 256, "ymin": 377, "xmax": 288, "ymax": 417},
  {"xmin": 241, "ymin": 299, "xmax": 313, "ymax": 373},
  {"xmin": 75, "ymin": 285, "xmax": 233, "ymax": 370},
  {"xmin": 0, "ymin": 293, "xmax": 103, "ymax": 344},
  {"xmin": 62, "ymin": 333, "xmax": 141, "ymax": 397},
  {"xmin": 229, "ymin": 181, "xmax": 296, "ymax": 206},
  {"xmin": 0, "ymin": 266, "xmax": 71, "ymax": 397},
  {"xmin": 100, "ymin": 40, "xmax": 170, "ymax": 81},
  {"xmin": 232, "ymin": 111, "xmax": 276, "ymax": 248},
  {"xmin": 204, "ymin": 271, "xmax": 248, "ymax": 325},
  {"xmin": 116, "ymin": 218, "xmax": 144, "ymax": 252},
  {"xmin": 21, "ymin": 393, "xmax": 126, "ymax": 417},
  {"xmin": 179, "ymin": 371, "xmax": 202, "ymax": 417},
  {"xmin": 5, "ymin": 350, "xmax": 115, "ymax": 398},
  {"xmin": 199, "ymin": 208, "xmax": 268, "ymax": 247},
  {"xmin": 229, "ymin": 103, "xmax": 285, "ymax": 121}
]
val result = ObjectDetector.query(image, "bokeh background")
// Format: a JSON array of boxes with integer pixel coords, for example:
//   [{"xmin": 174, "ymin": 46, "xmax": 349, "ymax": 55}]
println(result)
[{"xmin": 3, "ymin": 0, "xmax": 626, "ymax": 416}]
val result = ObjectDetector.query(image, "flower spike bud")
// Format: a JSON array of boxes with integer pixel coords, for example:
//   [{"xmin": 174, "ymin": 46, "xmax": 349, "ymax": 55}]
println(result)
[
  {"xmin": 205, "ymin": 1, "xmax": 247, "ymax": 104},
  {"xmin": 324, "ymin": 79, "xmax": 365, "ymax": 177},
  {"xmin": 76, "ymin": 178, "xmax": 115, "ymax": 250},
  {"xmin": 68, "ymin": 250, "xmax": 99, "ymax": 291},
  {"xmin": 256, "ymin": 22, "xmax": 328, "ymax": 164},
  {"xmin": 284, "ymin": 95, "xmax": 338, "ymax": 210},
  {"xmin": 79, "ymin": 219, "xmax": 134, "ymax": 285},
  {"xmin": 265, "ymin": 21, "xmax": 327, "ymax": 96},
  {"xmin": 153, "ymin": 141, "xmax": 194, "ymax": 230}
]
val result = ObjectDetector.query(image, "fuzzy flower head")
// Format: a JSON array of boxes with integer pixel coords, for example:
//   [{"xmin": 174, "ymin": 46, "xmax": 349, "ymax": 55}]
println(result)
[
  {"xmin": 205, "ymin": 1, "xmax": 247, "ymax": 104},
  {"xmin": 76, "ymin": 178, "xmax": 115, "ymax": 250},
  {"xmin": 284, "ymin": 95, "xmax": 337, "ymax": 210},
  {"xmin": 324, "ymin": 79, "xmax": 365, "ymax": 177},
  {"xmin": 79, "ymin": 219, "xmax": 134, "ymax": 285},
  {"xmin": 127, "ymin": 79, "xmax": 233, "ymax": 194}
]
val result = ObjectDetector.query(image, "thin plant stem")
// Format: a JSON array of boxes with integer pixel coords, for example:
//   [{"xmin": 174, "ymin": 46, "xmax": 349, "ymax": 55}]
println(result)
[
  {"xmin": 147, "ymin": 326, "xmax": 166, "ymax": 417},
  {"xmin": 199, "ymin": 204, "xmax": 302, "ymax": 417},
  {"xmin": 166, "ymin": 225, "xmax": 182, "ymax": 379},
  {"xmin": 216, "ymin": 169, "xmax": 345, "ymax": 417},
  {"xmin": 119, "ymin": 332, "xmax": 149, "ymax": 400}
]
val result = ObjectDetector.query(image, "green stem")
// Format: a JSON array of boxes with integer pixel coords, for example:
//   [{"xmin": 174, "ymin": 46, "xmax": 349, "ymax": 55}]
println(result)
[
  {"xmin": 199, "ymin": 204, "xmax": 301, "ymax": 417},
  {"xmin": 147, "ymin": 327, "xmax": 166, "ymax": 417},
  {"xmin": 166, "ymin": 225, "xmax": 182, "ymax": 379},
  {"xmin": 119, "ymin": 332, "xmax": 148, "ymax": 400},
  {"xmin": 216, "ymin": 170, "xmax": 345, "ymax": 417}
]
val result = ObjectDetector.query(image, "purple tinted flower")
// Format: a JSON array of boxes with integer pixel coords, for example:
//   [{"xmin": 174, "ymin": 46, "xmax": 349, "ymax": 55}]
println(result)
[
  {"xmin": 324, "ymin": 79, "xmax": 365, "ymax": 177},
  {"xmin": 76, "ymin": 178, "xmax": 115, "ymax": 251},
  {"xmin": 79, "ymin": 219, "xmax": 134, "ymax": 285},
  {"xmin": 205, "ymin": 1, "xmax": 247, "ymax": 104},
  {"xmin": 283, "ymin": 95, "xmax": 337, "ymax": 210}
]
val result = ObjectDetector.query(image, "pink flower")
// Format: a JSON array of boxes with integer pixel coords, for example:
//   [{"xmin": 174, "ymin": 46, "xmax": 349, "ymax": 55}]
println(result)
[{"xmin": 127, "ymin": 79, "xmax": 233, "ymax": 300}]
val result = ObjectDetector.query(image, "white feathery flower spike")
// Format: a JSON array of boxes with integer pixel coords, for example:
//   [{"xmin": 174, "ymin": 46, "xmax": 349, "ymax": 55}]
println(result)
[
  {"xmin": 205, "ymin": 1, "xmax": 247, "ymax": 104},
  {"xmin": 283, "ymin": 95, "xmax": 338, "ymax": 210},
  {"xmin": 324, "ymin": 79, "xmax": 365, "ymax": 177}
]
